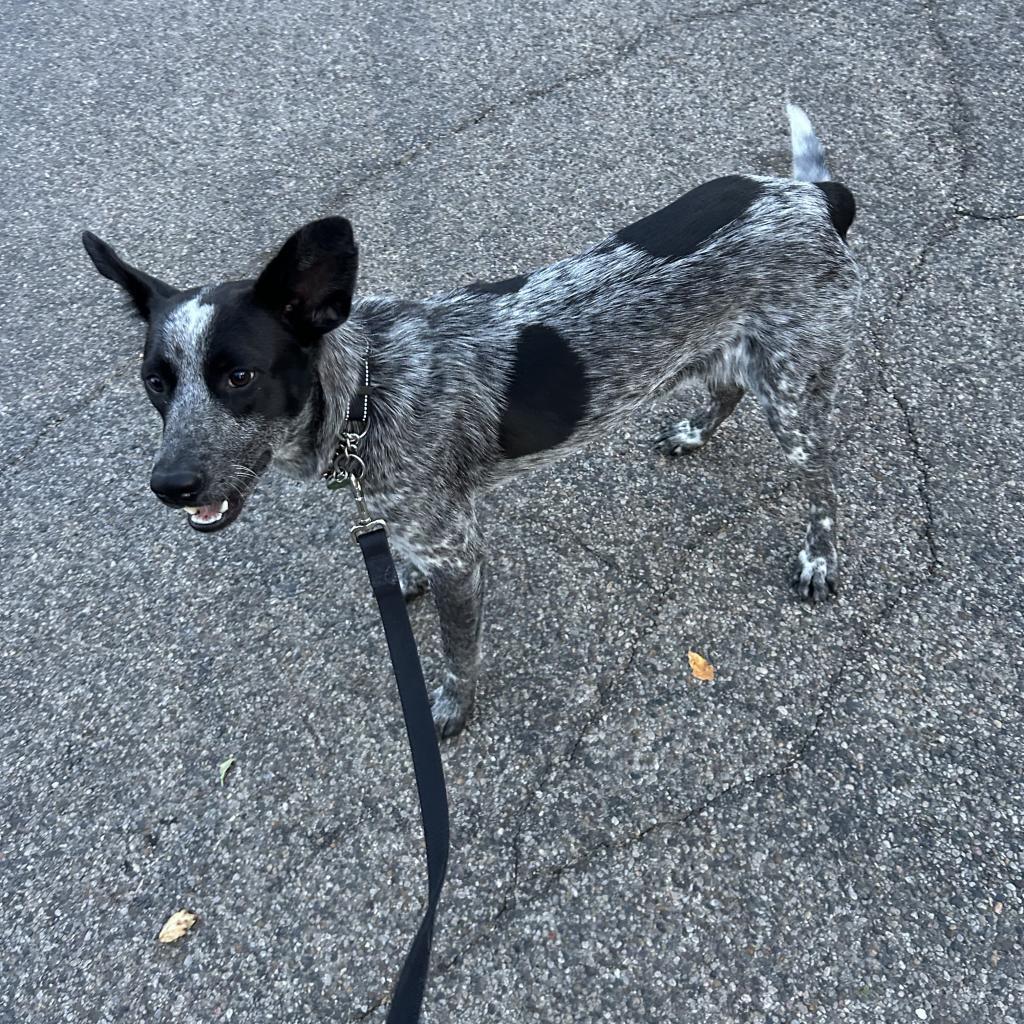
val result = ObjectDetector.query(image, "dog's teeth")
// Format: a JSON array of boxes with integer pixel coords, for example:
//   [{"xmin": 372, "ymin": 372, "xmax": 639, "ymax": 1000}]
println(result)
[
  {"xmin": 184, "ymin": 506, "xmax": 199, "ymax": 514},
  {"xmin": 219, "ymin": 500, "xmax": 229, "ymax": 513}
]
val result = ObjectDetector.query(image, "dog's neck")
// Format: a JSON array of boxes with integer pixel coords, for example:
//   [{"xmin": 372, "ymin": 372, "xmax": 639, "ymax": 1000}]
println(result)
[
  {"xmin": 275, "ymin": 296, "xmax": 431, "ymax": 486},
  {"xmin": 314, "ymin": 314, "xmax": 373, "ymax": 469}
]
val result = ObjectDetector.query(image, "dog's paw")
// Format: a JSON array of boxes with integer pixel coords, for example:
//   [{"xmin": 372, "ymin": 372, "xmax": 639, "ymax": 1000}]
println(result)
[
  {"xmin": 656, "ymin": 420, "xmax": 705, "ymax": 457},
  {"xmin": 398, "ymin": 563, "xmax": 430, "ymax": 602},
  {"xmin": 401, "ymin": 575, "xmax": 430, "ymax": 602},
  {"xmin": 791, "ymin": 543, "xmax": 838, "ymax": 603},
  {"xmin": 430, "ymin": 684, "xmax": 471, "ymax": 740}
]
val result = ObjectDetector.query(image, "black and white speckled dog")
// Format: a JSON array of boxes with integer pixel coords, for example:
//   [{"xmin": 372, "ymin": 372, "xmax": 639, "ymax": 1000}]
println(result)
[{"xmin": 82, "ymin": 104, "xmax": 858, "ymax": 738}]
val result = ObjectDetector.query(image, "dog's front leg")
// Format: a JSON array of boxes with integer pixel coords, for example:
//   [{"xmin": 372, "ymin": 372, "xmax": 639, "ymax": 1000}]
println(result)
[
  {"xmin": 396, "ymin": 506, "xmax": 486, "ymax": 738},
  {"xmin": 427, "ymin": 544, "xmax": 485, "ymax": 739}
]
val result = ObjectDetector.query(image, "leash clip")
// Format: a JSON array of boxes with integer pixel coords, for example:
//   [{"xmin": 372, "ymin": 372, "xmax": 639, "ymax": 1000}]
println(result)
[
  {"xmin": 323, "ymin": 420, "xmax": 386, "ymax": 540},
  {"xmin": 348, "ymin": 477, "xmax": 387, "ymax": 542}
]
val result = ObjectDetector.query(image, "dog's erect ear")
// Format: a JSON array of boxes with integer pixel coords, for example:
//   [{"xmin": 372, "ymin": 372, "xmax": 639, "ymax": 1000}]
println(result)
[
  {"xmin": 81, "ymin": 231, "xmax": 179, "ymax": 320},
  {"xmin": 253, "ymin": 217, "xmax": 359, "ymax": 339}
]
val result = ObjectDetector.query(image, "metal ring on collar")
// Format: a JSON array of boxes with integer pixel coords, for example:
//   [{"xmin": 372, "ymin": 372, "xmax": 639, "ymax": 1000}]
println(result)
[{"xmin": 343, "ymin": 453, "xmax": 366, "ymax": 480}]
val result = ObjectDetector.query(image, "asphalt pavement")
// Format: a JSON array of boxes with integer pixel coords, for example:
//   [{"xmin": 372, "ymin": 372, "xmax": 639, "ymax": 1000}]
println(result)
[{"xmin": 1, "ymin": 1, "xmax": 1022, "ymax": 1021}]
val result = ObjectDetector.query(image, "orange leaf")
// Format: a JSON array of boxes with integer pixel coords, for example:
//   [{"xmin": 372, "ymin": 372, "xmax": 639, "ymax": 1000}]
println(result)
[{"xmin": 687, "ymin": 651, "xmax": 715, "ymax": 681}]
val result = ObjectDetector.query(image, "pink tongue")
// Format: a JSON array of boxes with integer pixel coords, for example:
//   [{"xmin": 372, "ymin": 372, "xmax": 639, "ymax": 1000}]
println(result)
[{"xmin": 192, "ymin": 503, "xmax": 223, "ymax": 524}]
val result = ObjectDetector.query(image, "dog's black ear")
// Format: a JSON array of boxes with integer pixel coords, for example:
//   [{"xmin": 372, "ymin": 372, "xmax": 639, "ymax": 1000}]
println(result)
[
  {"xmin": 253, "ymin": 217, "xmax": 359, "ymax": 339},
  {"xmin": 81, "ymin": 231, "xmax": 179, "ymax": 320}
]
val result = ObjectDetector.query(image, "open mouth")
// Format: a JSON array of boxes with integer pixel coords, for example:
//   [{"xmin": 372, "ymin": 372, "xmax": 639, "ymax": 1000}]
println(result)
[{"xmin": 182, "ymin": 496, "xmax": 245, "ymax": 533}]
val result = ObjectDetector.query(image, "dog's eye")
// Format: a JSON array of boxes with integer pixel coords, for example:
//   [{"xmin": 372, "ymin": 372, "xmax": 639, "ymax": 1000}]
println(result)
[
  {"xmin": 144, "ymin": 374, "xmax": 165, "ymax": 393},
  {"xmin": 227, "ymin": 369, "xmax": 255, "ymax": 389}
]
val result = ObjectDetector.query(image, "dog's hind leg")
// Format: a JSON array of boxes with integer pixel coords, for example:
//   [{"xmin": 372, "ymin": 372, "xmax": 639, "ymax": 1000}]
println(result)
[
  {"xmin": 751, "ymin": 361, "xmax": 841, "ymax": 602},
  {"xmin": 656, "ymin": 382, "xmax": 744, "ymax": 456}
]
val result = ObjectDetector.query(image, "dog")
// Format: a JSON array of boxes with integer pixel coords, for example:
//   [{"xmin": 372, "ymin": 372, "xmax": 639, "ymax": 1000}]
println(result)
[{"xmin": 82, "ymin": 103, "xmax": 858, "ymax": 739}]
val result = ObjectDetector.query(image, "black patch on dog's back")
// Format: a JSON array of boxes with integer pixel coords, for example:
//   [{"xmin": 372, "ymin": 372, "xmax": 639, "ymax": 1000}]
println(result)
[
  {"xmin": 499, "ymin": 324, "xmax": 588, "ymax": 458},
  {"xmin": 467, "ymin": 273, "xmax": 529, "ymax": 296},
  {"xmin": 616, "ymin": 175, "xmax": 764, "ymax": 261},
  {"xmin": 815, "ymin": 181, "xmax": 856, "ymax": 240}
]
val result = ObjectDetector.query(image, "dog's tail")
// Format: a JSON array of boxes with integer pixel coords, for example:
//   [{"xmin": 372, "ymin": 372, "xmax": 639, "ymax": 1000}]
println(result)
[
  {"xmin": 785, "ymin": 102, "xmax": 831, "ymax": 182},
  {"xmin": 785, "ymin": 102, "xmax": 856, "ymax": 239}
]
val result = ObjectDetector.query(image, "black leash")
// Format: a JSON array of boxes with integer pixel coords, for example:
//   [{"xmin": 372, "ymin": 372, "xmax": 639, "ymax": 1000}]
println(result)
[
  {"xmin": 326, "ymin": 373, "xmax": 450, "ymax": 1023},
  {"xmin": 356, "ymin": 525, "xmax": 450, "ymax": 1023}
]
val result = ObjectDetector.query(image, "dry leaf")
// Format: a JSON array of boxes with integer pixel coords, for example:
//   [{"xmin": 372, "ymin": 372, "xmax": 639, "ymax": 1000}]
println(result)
[
  {"xmin": 158, "ymin": 910, "xmax": 198, "ymax": 944},
  {"xmin": 687, "ymin": 651, "xmax": 716, "ymax": 681}
]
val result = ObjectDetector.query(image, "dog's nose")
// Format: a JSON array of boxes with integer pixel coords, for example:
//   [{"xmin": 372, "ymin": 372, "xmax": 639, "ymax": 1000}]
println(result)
[{"xmin": 150, "ymin": 466, "xmax": 204, "ymax": 506}]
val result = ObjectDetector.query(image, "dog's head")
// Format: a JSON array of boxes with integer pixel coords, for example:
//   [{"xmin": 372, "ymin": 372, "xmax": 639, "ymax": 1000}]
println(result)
[{"xmin": 82, "ymin": 219, "xmax": 358, "ymax": 532}]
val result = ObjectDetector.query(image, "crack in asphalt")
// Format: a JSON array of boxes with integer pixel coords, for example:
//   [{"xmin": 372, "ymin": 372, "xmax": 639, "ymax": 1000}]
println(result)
[
  {"xmin": 890, "ymin": 385, "xmax": 942, "ymax": 572},
  {"xmin": 574, "ymin": 536, "xmax": 623, "ymax": 577},
  {"xmin": 867, "ymin": 1, "xmax": 1019, "ymax": 582},
  {"xmin": 349, "ymin": 991, "xmax": 388, "ymax": 1023},
  {"xmin": 435, "ymin": 564, "xmax": 939, "ymax": 980},
  {"xmin": 328, "ymin": 0, "xmax": 774, "ymax": 209},
  {"xmin": 429, "ymin": 451, "xmax": 791, "ymax": 974},
  {"xmin": 493, "ymin": 486, "xmax": 791, "ymax": 900},
  {"xmin": 430, "ymin": 590, "xmax": 668, "ymax": 980},
  {"xmin": 435, "ymin": 489, "xmax": 930, "ymax": 976},
  {"xmin": 865, "ymin": 211, "xmax": 963, "ymax": 577},
  {"xmin": 921, "ymin": 0, "xmax": 974, "ymax": 178},
  {"xmin": 953, "ymin": 206, "xmax": 1024, "ymax": 223}
]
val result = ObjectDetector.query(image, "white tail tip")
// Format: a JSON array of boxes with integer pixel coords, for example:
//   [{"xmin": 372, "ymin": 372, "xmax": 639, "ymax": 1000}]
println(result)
[{"xmin": 785, "ymin": 101, "xmax": 831, "ymax": 182}]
